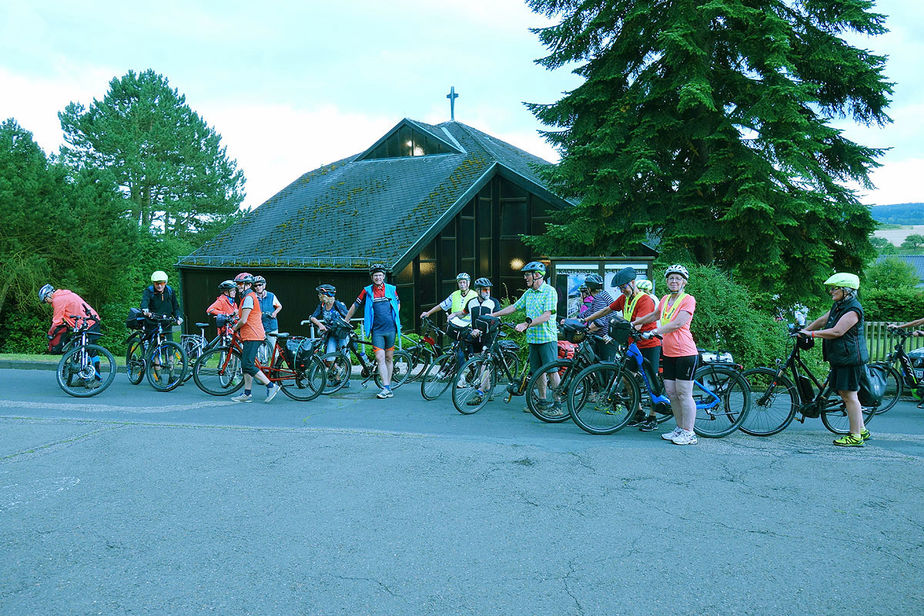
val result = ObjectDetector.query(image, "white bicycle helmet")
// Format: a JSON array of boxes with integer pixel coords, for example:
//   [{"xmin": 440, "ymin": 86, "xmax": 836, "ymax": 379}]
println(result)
[{"xmin": 665, "ymin": 264, "xmax": 689, "ymax": 280}]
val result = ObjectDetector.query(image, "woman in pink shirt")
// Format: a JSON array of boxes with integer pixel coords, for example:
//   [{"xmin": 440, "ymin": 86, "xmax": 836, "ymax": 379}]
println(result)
[{"xmin": 632, "ymin": 264, "xmax": 699, "ymax": 445}]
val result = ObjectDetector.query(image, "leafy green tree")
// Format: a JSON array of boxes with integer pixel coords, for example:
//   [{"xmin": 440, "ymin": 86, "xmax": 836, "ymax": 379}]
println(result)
[
  {"xmin": 864, "ymin": 256, "xmax": 920, "ymax": 290},
  {"xmin": 525, "ymin": 0, "xmax": 890, "ymax": 303},
  {"xmin": 58, "ymin": 69, "xmax": 245, "ymax": 237},
  {"xmin": 870, "ymin": 236, "xmax": 896, "ymax": 255},
  {"xmin": 900, "ymin": 234, "xmax": 924, "ymax": 251}
]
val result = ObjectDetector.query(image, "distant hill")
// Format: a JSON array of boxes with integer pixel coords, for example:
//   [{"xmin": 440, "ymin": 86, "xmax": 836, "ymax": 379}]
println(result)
[{"xmin": 871, "ymin": 203, "xmax": 924, "ymax": 225}]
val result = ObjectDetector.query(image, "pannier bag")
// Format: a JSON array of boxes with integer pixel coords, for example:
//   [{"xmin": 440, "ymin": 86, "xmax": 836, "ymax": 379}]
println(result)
[
  {"xmin": 126, "ymin": 307, "xmax": 145, "ymax": 330},
  {"xmin": 47, "ymin": 325, "xmax": 69, "ymax": 354},
  {"xmin": 859, "ymin": 364, "xmax": 887, "ymax": 407}
]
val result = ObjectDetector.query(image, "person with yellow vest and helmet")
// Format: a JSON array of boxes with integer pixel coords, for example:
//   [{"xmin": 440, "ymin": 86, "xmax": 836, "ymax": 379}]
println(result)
[
  {"xmin": 800, "ymin": 272, "xmax": 871, "ymax": 447},
  {"xmin": 420, "ymin": 272, "xmax": 478, "ymax": 368}
]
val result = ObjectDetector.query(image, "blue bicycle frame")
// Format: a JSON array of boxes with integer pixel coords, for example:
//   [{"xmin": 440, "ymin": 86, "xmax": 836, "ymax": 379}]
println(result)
[{"xmin": 624, "ymin": 341, "xmax": 721, "ymax": 412}]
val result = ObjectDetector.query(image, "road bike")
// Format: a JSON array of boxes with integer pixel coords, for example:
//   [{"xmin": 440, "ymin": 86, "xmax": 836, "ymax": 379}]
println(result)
[
  {"xmin": 193, "ymin": 331, "xmax": 327, "ymax": 401},
  {"xmin": 55, "ymin": 315, "xmax": 116, "ymax": 397},
  {"xmin": 124, "ymin": 313, "xmax": 188, "ymax": 391},
  {"xmin": 316, "ymin": 315, "xmax": 412, "ymax": 394},
  {"xmin": 567, "ymin": 319, "xmax": 751, "ymax": 437},
  {"xmin": 741, "ymin": 324, "xmax": 877, "ymax": 436},
  {"xmin": 451, "ymin": 319, "xmax": 528, "ymax": 415}
]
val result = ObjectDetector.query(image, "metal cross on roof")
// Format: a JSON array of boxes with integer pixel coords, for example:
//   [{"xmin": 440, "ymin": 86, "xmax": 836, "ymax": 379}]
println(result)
[{"xmin": 446, "ymin": 86, "xmax": 459, "ymax": 121}]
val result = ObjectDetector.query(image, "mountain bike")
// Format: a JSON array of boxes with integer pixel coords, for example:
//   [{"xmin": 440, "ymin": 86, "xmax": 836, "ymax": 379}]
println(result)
[
  {"xmin": 451, "ymin": 320, "xmax": 527, "ymax": 415},
  {"xmin": 741, "ymin": 324, "xmax": 877, "ymax": 436},
  {"xmin": 180, "ymin": 315, "xmax": 235, "ymax": 382},
  {"xmin": 567, "ymin": 319, "xmax": 751, "ymax": 437},
  {"xmin": 55, "ymin": 315, "xmax": 116, "ymax": 397},
  {"xmin": 124, "ymin": 314, "xmax": 187, "ymax": 391},
  {"xmin": 868, "ymin": 327, "xmax": 921, "ymax": 414},
  {"xmin": 288, "ymin": 314, "xmax": 409, "ymax": 395},
  {"xmin": 193, "ymin": 331, "xmax": 326, "ymax": 400}
]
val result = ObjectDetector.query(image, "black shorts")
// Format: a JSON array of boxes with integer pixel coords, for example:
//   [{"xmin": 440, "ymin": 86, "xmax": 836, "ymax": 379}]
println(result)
[
  {"xmin": 830, "ymin": 364, "xmax": 863, "ymax": 392},
  {"xmin": 240, "ymin": 339, "xmax": 262, "ymax": 376},
  {"xmin": 662, "ymin": 354, "xmax": 698, "ymax": 381}
]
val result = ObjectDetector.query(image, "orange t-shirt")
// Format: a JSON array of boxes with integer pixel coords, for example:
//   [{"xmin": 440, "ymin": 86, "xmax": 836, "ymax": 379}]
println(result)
[{"xmin": 656, "ymin": 294, "xmax": 697, "ymax": 357}]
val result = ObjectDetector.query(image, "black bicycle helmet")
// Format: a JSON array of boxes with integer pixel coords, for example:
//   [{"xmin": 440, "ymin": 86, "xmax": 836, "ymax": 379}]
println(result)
[
  {"xmin": 584, "ymin": 273, "xmax": 604, "ymax": 290},
  {"xmin": 474, "ymin": 277, "xmax": 493, "ymax": 289},
  {"xmin": 613, "ymin": 267, "xmax": 637, "ymax": 288},
  {"xmin": 316, "ymin": 284, "xmax": 336, "ymax": 296},
  {"xmin": 218, "ymin": 280, "xmax": 236, "ymax": 291},
  {"xmin": 369, "ymin": 263, "xmax": 387, "ymax": 275},
  {"xmin": 521, "ymin": 261, "xmax": 546, "ymax": 276}
]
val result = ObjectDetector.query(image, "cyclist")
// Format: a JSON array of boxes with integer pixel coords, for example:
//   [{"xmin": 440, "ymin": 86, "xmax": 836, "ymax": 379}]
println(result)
[
  {"xmin": 344, "ymin": 263, "xmax": 402, "ymax": 399},
  {"xmin": 253, "ymin": 275, "xmax": 282, "ymax": 362},
  {"xmin": 230, "ymin": 272, "xmax": 279, "ymax": 403},
  {"xmin": 890, "ymin": 316, "xmax": 924, "ymax": 337},
  {"xmin": 141, "ymin": 271, "xmax": 183, "ymax": 339},
  {"xmin": 489, "ymin": 261, "xmax": 561, "ymax": 415},
  {"xmin": 310, "ymin": 284, "xmax": 350, "ymax": 354},
  {"xmin": 800, "ymin": 272, "xmax": 871, "ymax": 446},
  {"xmin": 583, "ymin": 267, "xmax": 662, "ymax": 430},
  {"xmin": 462, "ymin": 277, "xmax": 499, "ymax": 361},
  {"xmin": 577, "ymin": 284, "xmax": 594, "ymax": 317},
  {"xmin": 580, "ymin": 273, "xmax": 615, "ymax": 361},
  {"xmin": 39, "ymin": 284, "xmax": 101, "ymax": 364},
  {"xmin": 633, "ymin": 264, "xmax": 698, "ymax": 445},
  {"xmin": 420, "ymin": 273, "xmax": 477, "ymax": 342},
  {"xmin": 206, "ymin": 281, "xmax": 238, "ymax": 317},
  {"xmin": 635, "ymin": 278, "xmax": 659, "ymax": 304}
]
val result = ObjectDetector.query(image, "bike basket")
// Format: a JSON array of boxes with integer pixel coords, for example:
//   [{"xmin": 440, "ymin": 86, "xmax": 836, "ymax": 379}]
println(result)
[
  {"xmin": 609, "ymin": 319, "xmax": 632, "ymax": 345},
  {"xmin": 560, "ymin": 319, "xmax": 587, "ymax": 344},
  {"xmin": 125, "ymin": 307, "xmax": 145, "ymax": 330}
]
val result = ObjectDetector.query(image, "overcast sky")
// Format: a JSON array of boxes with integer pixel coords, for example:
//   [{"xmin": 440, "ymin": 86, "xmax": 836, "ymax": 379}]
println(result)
[{"xmin": 1, "ymin": 0, "xmax": 920, "ymax": 210}]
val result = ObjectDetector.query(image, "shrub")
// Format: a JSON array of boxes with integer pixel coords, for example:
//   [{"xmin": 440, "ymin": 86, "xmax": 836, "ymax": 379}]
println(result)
[{"xmin": 862, "ymin": 287, "xmax": 924, "ymax": 322}]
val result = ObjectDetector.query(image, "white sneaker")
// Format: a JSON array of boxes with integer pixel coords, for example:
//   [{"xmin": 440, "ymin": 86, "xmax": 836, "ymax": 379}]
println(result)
[
  {"xmin": 661, "ymin": 426, "xmax": 683, "ymax": 441},
  {"xmin": 376, "ymin": 387, "xmax": 393, "ymax": 399},
  {"xmin": 672, "ymin": 430, "xmax": 698, "ymax": 445},
  {"xmin": 265, "ymin": 385, "xmax": 279, "ymax": 403},
  {"xmin": 231, "ymin": 393, "xmax": 253, "ymax": 403}
]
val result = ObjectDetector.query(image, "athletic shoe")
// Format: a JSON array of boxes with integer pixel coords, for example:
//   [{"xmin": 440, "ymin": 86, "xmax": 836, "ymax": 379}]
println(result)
[
  {"xmin": 627, "ymin": 411, "xmax": 647, "ymax": 427},
  {"xmin": 661, "ymin": 427, "xmax": 683, "ymax": 441},
  {"xmin": 231, "ymin": 393, "xmax": 253, "ymax": 403},
  {"xmin": 265, "ymin": 385, "xmax": 279, "ymax": 403},
  {"xmin": 376, "ymin": 388, "xmax": 393, "ymax": 399},
  {"xmin": 860, "ymin": 429, "xmax": 871, "ymax": 442},
  {"xmin": 672, "ymin": 430, "xmax": 698, "ymax": 446},
  {"xmin": 833, "ymin": 433, "xmax": 864, "ymax": 447},
  {"xmin": 639, "ymin": 416, "xmax": 658, "ymax": 432},
  {"xmin": 466, "ymin": 394, "xmax": 484, "ymax": 406}
]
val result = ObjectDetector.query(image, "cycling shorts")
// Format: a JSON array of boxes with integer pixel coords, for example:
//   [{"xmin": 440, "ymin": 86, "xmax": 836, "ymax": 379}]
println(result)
[
  {"xmin": 661, "ymin": 354, "xmax": 698, "ymax": 381},
  {"xmin": 371, "ymin": 331, "xmax": 396, "ymax": 352}
]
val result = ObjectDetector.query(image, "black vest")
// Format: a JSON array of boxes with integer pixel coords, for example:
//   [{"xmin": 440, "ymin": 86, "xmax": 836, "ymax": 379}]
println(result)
[{"xmin": 822, "ymin": 296, "xmax": 868, "ymax": 367}]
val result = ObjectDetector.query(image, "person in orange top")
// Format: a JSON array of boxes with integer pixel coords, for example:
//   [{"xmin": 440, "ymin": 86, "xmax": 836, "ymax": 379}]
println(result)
[
  {"xmin": 230, "ymin": 273, "xmax": 278, "ymax": 403},
  {"xmin": 38, "ymin": 284, "xmax": 102, "ymax": 371},
  {"xmin": 206, "ymin": 280, "xmax": 238, "ymax": 317},
  {"xmin": 633, "ymin": 264, "xmax": 699, "ymax": 446}
]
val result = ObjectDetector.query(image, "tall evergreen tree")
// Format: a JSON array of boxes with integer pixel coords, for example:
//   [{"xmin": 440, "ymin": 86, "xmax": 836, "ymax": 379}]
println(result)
[
  {"xmin": 526, "ymin": 0, "xmax": 891, "ymax": 301},
  {"xmin": 58, "ymin": 69, "xmax": 245, "ymax": 237}
]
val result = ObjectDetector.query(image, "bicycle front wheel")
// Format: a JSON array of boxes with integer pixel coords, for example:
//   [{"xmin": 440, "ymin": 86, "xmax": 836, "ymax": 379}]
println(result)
[
  {"xmin": 193, "ymin": 347, "xmax": 244, "ymax": 395},
  {"xmin": 56, "ymin": 344, "xmax": 116, "ymax": 397},
  {"xmin": 320, "ymin": 352, "xmax": 351, "ymax": 394},
  {"xmin": 146, "ymin": 341, "xmax": 187, "ymax": 391},
  {"xmin": 526, "ymin": 359, "xmax": 572, "ymax": 423},
  {"xmin": 739, "ymin": 368, "xmax": 798, "ymax": 436},
  {"xmin": 279, "ymin": 355, "xmax": 326, "ymax": 401},
  {"xmin": 421, "ymin": 352, "xmax": 456, "ymax": 401},
  {"xmin": 406, "ymin": 345, "xmax": 435, "ymax": 382},
  {"xmin": 125, "ymin": 337, "xmax": 146, "ymax": 385},
  {"xmin": 692, "ymin": 365, "xmax": 751, "ymax": 438},
  {"xmin": 871, "ymin": 362, "xmax": 902, "ymax": 415},
  {"xmin": 567, "ymin": 364, "xmax": 639, "ymax": 435},
  {"xmin": 452, "ymin": 356, "xmax": 495, "ymax": 414},
  {"xmin": 373, "ymin": 350, "xmax": 413, "ymax": 389}
]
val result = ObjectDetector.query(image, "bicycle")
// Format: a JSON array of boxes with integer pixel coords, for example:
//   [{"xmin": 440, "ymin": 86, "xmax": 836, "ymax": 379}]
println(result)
[
  {"xmin": 179, "ymin": 315, "xmax": 235, "ymax": 382},
  {"xmin": 741, "ymin": 323, "xmax": 877, "ymax": 436},
  {"xmin": 567, "ymin": 319, "xmax": 751, "ymax": 437},
  {"xmin": 193, "ymin": 330, "xmax": 327, "ymax": 401},
  {"xmin": 868, "ymin": 327, "xmax": 920, "ymax": 414},
  {"xmin": 55, "ymin": 315, "xmax": 116, "ymax": 397},
  {"xmin": 124, "ymin": 313, "xmax": 188, "ymax": 391},
  {"xmin": 525, "ymin": 318, "xmax": 610, "ymax": 423},
  {"xmin": 418, "ymin": 318, "xmax": 490, "ymax": 401},
  {"xmin": 402, "ymin": 316, "xmax": 442, "ymax": 382},
  {"xmin": 451, "ymin": 319, "xmax": 527, "ymax": 415},
  {"xmin": 317, "ymin": 315, "xmax": 413, "ymax": 394}
]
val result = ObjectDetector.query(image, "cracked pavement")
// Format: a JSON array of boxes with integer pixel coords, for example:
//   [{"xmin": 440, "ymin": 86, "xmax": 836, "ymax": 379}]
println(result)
[{"xmin": 1, "ymin": 368, "xmax": 922, "ymax": 615}]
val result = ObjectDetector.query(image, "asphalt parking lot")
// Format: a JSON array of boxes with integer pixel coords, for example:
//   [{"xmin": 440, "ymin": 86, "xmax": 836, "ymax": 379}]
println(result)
[{"xmin": 1, "ymin": 367, "xmax": 922, "ymax": 615}]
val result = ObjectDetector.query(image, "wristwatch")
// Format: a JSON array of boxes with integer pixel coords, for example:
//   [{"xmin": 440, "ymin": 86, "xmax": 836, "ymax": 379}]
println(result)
[{"xmin": 524, "ymin": 317, "xmax": 533, "ymax": 327}]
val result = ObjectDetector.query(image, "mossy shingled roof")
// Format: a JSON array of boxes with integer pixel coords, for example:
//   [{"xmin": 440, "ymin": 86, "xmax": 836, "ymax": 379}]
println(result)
[{"xmin": 179, "ymin": 120, "xmax": 560, "ymax": 271}]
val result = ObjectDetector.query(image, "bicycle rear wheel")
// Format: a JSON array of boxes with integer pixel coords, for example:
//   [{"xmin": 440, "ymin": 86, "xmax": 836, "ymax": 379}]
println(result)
[
  {"xmin": 373, "ymin": 350, "xmax": 413, "ymax": 389},
  {"xmin": 567, "ymin": 364, "xmax": 639, "ymax": 435},
  {"xmin": 421, "ymin": 352, "xmax": 456, "ymax": 401},
  {"xmin": 146, "ymin": 341, "xmax": 187, "ymax": 391},
  {"xmin": 320, "ymin": 352, "xmax": 351, "ymax": 394},
  {"xmin": 406, "ymin": 344, "xmax": 435, "ymax": 382},
  {"xmin": 526, "ymin": 359, "xmax": 572, "ymax": 423},
  {"xmin": 279, "ymin": 355, "xmax": 326, "ymax": 401},
  {"xmin": 692, "ymin": 365, "xmax": 751, "ymax": 438},
  {"xmin": 871, "ymin": 362, "xmax": 901, "ymax": 415},
  {"xmin": 452, "ymin": 356, "xmax": 495, "ymax": 414},
  {"xmin": 821, "ymin": 398, "xmax": 876, "ymax": 434},
  {"xmin": 125, "ymin": 336, "xmax": 146, "ymax": 385},
  {"xmin": 193, "ymin": 347, "xmax": 244, "ymax": 395},
  {"xmin": 56, "ymin": 344, "xmax": 116, "ymax": 397},
  {"xmin": 739, "ymin": 368, "xmax": 798, "ymax": 436}
]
